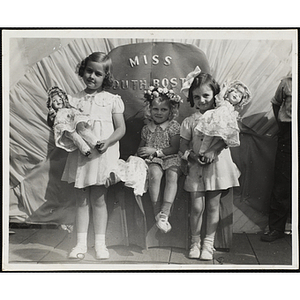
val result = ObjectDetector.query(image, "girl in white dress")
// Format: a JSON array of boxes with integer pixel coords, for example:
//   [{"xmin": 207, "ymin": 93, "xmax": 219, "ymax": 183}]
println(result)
[
  {"xmin": 48, "ymin": 52, "xmax": 126, "ymax": 260},
  {"xmin": 180, "ymin": 68, "xmax": 240, "ymax": 261}
]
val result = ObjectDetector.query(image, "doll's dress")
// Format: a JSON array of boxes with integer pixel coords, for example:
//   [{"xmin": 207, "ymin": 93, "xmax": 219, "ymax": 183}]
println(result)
[
  {"xmin": 110, "ymin": 156, "xmax": 148, "ymax": 196},
  {"xmin": 53, "ymin": 107, "xmax": 94, "ymax": 152},
  {"xmin": 195, "ymin": 99, "xmax": 240, "ymax": 147}
]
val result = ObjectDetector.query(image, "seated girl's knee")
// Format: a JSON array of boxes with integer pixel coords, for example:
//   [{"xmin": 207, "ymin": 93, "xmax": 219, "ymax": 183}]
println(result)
[
  {"xmin": 165, "ymin": 167, "xmax": 180, "ymax": 182},
  {"xmin": 149, "ymin": 164, "xmax": 163, "ymax": 178}
]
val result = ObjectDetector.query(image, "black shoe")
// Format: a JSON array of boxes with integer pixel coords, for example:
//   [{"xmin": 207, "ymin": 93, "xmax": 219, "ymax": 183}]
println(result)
[{"xmin": 261, "ymin": 230, "xmax": 285, "ymax": 242}]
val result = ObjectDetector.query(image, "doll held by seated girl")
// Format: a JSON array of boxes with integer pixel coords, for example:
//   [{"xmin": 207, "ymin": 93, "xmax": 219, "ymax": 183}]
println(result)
[{"xmin": 47, "ymin": 86, "xmax": 103, "ymax": 157}]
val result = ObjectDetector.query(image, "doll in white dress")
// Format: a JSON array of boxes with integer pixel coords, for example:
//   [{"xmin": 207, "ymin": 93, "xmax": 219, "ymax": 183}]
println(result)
[
  {"xmin": 194, "ymin": 80, "xmax": 251, "ymax": 162},
  {"xmin": 47, "ymin": 86, "xmax": 102, "ymax": 157}
]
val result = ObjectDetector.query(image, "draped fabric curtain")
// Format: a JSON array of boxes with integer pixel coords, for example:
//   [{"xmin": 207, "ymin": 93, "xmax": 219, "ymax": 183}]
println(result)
[{"xmin": 8, "ymin": 37, "xmax": 292, "ymax": 223}]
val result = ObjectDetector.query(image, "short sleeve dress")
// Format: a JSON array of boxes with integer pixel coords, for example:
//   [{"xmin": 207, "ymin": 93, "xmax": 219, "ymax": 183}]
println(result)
[
  {"xmin": 180, "ymin": 111, "xmax": 240, "ymax": 192},
  {"xmin": 61, "ymin": 90, "xmax": 125, "ymax": 189},
  {"xmin": 141, "ymin": 119, "xmax": 181, "ymax": 170}
]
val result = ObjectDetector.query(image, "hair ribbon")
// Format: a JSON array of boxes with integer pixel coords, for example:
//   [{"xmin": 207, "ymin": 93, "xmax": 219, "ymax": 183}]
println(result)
[{"xmin": 180, "ymin": 66, "xmax": 202, "ymax": 97}]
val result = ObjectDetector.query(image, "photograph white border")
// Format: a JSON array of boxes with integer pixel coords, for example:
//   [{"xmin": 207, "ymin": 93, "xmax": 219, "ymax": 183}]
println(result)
[{"xmin": 2, "ymin": 28, "xmax": 298, "ymax": 272}]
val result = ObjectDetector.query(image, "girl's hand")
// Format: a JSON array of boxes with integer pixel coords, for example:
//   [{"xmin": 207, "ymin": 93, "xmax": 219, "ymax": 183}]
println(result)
[
  {"xmin": 48, "ymin": 109, "xmax": 57, "ymax": 122},
  {"xmin": 200, "ymin": 150, "xmax": 218, "ymax": 164},
  {"xmin": 137, "ymin": 147, "xmax": 156, "ymax": 158},
  {"xmin": 97, "ymin": 139, "xmax": 109, "ymax": 154}
]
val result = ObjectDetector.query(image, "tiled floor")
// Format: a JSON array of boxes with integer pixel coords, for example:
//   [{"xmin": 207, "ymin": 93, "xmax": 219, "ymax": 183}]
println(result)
[{"xmin": 5, "ymin": 227, "xmax": 295, "ymax": 270}]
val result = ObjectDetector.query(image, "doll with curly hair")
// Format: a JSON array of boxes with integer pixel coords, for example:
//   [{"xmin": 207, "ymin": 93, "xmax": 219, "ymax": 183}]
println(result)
[
  {"xmin": 47, "ymin": 86, "xmax": 102, "ymax": 157},
  {"xmin": 194, "ymin": 80, "xmax": 251, "ymax": 161}
]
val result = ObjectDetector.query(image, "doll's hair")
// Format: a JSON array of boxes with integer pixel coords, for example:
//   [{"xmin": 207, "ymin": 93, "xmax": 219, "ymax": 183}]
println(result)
[
  {"xmin": 187, "ymin": 73, "xmax": 220, "ymax": 107},
  {"xmin": 143, "ymin": 86, "xmax": 182, "ymax": 121},
  {"xmin": 47, "ymin": 86, "xmax": 70, "ymax": 111},
  {"xmin": 224, "ymin": 81, "xmax": 251, "ymax": 109},
  {"xmin": 76, "ymin": 52, "xmax": 113, "ymax": 89}
]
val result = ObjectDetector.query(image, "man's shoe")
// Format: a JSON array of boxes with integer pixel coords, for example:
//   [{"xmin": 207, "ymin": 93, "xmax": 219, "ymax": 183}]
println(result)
[{"xmin": 261, "ymin": 230, "xmax": 285, "ymax": 242}]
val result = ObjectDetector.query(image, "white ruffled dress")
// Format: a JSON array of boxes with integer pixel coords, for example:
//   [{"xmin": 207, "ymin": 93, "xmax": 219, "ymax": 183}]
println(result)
[
  {"xmin": 195, "ymin": 100, "xmax": 240, "ymax": 147},
  {"xmin": 61, "ymin": 90, "xmax": 124, "ymax": 189}
]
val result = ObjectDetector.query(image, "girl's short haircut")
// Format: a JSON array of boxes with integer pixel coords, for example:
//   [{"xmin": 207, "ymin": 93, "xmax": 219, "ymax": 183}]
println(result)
[
  {"xmin": 77, "ymin": 52, "xmax": 114, "ymax": 89},
  {"xmin": 187, "ymin": 73, "xmax": 220, "ymax": 107}
]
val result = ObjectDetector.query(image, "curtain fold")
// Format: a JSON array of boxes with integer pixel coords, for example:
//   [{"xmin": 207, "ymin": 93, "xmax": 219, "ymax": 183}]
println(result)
[{"xmin": 8, "ymin": 37, "xmax": 292, "ymax": 223}]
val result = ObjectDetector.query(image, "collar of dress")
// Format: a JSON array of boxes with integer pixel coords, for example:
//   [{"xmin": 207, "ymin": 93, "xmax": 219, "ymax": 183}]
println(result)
[{"xmin": 147, "ymin": 120, "xmax": 170, "ymax": 132}]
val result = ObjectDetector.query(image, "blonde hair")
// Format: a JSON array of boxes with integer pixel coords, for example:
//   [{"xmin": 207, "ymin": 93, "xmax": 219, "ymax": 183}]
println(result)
[
  {"xmin": 224, "ymin": 81, "xmax": 251, "ymax": 109},
  {"xmin": 143, "ymin": 86, "xmax": 181, "ymax": 121}
]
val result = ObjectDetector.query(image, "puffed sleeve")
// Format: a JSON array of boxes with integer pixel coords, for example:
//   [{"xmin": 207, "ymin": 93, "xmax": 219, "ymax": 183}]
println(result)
[
  {"xmin": 180, "ymin": 117, "xmax": 192, "ymax": 141},
  {"xmin": 112, "ymin": 94, "xmax": 125, "ymax": 114},
  {"xmin": 68, "ymin": 94, "xmax": 79, "ymax": 108},
  {"xmin": 168, "ymin": 120, "xmax": 181, "ymax": 137}
]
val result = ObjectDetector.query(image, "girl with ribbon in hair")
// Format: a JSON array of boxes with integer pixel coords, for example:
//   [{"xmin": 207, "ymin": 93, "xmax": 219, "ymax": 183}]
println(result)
[
  {"xmin": 179, "ymin": 67, "xmax": 240, "ymax": 260},
  {"xmin": 47, "ymin": 86, "xmax": 103, "ymax": 158},
  {"xmin": 137, "ymin": 86, "xmax": 182, "ymax": 233},
  {"xmin": 47, "ymin": 52, "xmax": 126, "ymax": 260}
]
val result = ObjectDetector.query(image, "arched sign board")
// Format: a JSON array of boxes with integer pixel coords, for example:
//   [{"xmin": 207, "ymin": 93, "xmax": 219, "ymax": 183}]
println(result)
[{"xmin": 108, "ymin": 42, "xmax": 210, "ymax": 159}]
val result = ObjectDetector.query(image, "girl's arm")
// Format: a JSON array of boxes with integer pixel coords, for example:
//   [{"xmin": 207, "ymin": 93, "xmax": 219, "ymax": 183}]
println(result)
[
  {"xmin": 98, "ymin": 113, "xmax": 126, "ymax": 154},
  {"xmin": 160, "ymin": 134, "xmax": 180, "ymax": 156},
  {"xmin": 136, "ymin": 139, "xmax": 151, "ymax": 157},
  {"xmin": 139, "ymin": 134, "xmax": 180, "ymax": 158},
  {"xmin": 180, "ymin": 137, "xmax": 200, "ymax": 163},
  {"xmin": 47, "ymin": 109, "xmax": 56, "ymax": 127}
]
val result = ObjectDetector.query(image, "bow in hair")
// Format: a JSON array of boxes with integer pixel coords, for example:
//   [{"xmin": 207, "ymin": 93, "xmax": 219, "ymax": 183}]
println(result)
[{"xmin": 180, "ymin": 66, "xmax": 202, "ymax": 97}]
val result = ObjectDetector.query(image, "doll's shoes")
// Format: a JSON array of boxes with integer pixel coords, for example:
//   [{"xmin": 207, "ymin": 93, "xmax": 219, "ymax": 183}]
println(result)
[
  {"xmin": 188, "ymin": 242, "xmax": 201, "ymax": 259},
  {"xmin": 155, "ymin": 212, "xmax": 172, "ymax": 233},
  {"xmin": 198, "ymin": 155, "xmax": 208, "ymax": 165},
  {"xmin": 95, "ymin": 141, "xmax": 104, "ymax": 153},
  {"xmin": 68, "ymin": 245, "xmax": 87, "ymax": 259},
  {"xmin": 105, "ymin": 172, "xmax": 121, "ymax": 188},
  {"xmin": 200, "ymin": 243, "xmax": 215, "ymax": 261},
  {"xmin": 95, "ymin": 245, "xmax": 109, "ymax": 260},
  {"xmin": 85, "ymin": 151, "xmax": 92, "ymax": 157}
]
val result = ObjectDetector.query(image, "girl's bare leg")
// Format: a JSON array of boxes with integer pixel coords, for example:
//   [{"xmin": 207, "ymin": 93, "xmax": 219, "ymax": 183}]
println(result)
[
  {"xmin": 90, "ymin": 185, "xmax": 109, "ymax": 259},
  {"xmin": 148, "ymin": 164, "xmax": 164, "ymax": 217},
  {"xmin": 205, "ymin": 190, "xmax": 222, "ymax": 240},
  {"xmin": 189, "ymin": 191, "xmax": 205, "ymax": 258},
  {"xmin": 161, "ymin": 167, "xmax": 179, "ymax": 216},
  {"xmin": 90, "ymin": 185, "xmax": 108, "ymax": 235},
  {"xmin": 69, "ymin": 188, "xmax": 90, "ymax": 258},
  {"xmin": 200, "ymin": 190, "xmax": 222, "ymax": 260},
  {"xmin": 190, "ymin": 191, "xmax": 205, "ymax": 239}
]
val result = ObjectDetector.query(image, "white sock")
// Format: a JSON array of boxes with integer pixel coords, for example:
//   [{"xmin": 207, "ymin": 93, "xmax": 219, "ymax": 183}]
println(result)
[
  {"xmin": 95, "ymin": 234, "xmax": 106, "ymax": 247},
  {"xmin": 77, "ymin": 232, "xmax": 87, "ymax": 248},
  {"xmin": 203, "ymin": 236, "xmax": 214, "ymax": 247}
]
